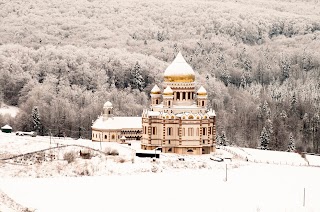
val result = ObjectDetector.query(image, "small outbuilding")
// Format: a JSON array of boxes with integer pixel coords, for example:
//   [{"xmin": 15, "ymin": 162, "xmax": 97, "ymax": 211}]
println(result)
[{"xmin": 1, "ymin": 124, "xmax": 12, "ymax": 133}]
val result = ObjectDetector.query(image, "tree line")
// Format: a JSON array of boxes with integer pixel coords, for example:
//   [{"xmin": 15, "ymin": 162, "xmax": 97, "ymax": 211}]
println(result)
[{"xmin": 0, "ymin": 0, "xmax": 319, "ymax": 152}]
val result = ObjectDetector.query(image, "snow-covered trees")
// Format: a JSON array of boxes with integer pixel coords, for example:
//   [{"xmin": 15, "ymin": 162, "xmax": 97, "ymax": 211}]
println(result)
[
  {"xmin": 0, "ymin": 0, "xmax": 319, "ymax": 150},
  {"xmin": 31, "ymin": 106, "xmax": 41, "ymax": 134},
  {"xmin": 130, "ymin": 62, "xmax": 145, "ymax": 91},
  {"xmin": 287, "ymin": 133, "xmax": 296, "ymax": 152},
  {"xmin": 260, "ymin": 127, "xmax": 270, "ymax": 150}
]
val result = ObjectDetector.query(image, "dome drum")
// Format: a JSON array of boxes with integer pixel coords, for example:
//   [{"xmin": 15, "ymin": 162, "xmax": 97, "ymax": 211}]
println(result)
[{"xmin": 164, "ymin": 74, "xmax": 195, "ymax": 83}]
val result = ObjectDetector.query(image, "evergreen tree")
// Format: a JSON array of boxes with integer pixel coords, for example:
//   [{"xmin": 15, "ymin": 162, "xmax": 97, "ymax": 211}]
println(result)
[
  {"xmin": 215, "ymin": 132, "xmax": 220, "ymax": 146},
  {"xmin": 260, "ymin": 127, "xmax": 269, "ymax": 150},
  {"xmin": 290, "ymin": 93, "xmax": 297, "ymax": 113},
  {"xmin": 220, "ymin": 69, "xmax": 231, "ymax": 86},
  {"xmin": 130, "ymin": 62, "xmax": 145, "ymax": 91},
  {"xmin": 240, "ymin": 73, "xmax": 246, "ymax": 88},
  {"xmin": 287, "ymin": 133, "xmax": 296, "ymax": 152},
  {"xmin": 280, "ymin": 55, "xmax": 290, "ymax": 83},
  {"xmin": 220, "ymin": 131, "xmax": 228, "ymax": 146},
  {"xmin": 262, "ymin": 100, "xmax": 271, "ymax": 118},
  {"xmin": 32, "ymin": 106, "xmax": 41, "ymax": 134}
]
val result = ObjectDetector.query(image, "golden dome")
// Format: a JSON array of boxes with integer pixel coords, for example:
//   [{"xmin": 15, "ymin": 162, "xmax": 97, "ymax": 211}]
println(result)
[
  {"xmin": 150, "ymin": 85, "xmax": 161, "ymax": 94},
  {"xmin": 164, "ymin": 52, "xmax": 195, "ymax": 83},
  {"xmin": 163, "ymin": 86, "xmax": 173, "ymax": 95},
  {"xmin": 197, "ymin": 86, "xmax": 207, "ymax": 96}
]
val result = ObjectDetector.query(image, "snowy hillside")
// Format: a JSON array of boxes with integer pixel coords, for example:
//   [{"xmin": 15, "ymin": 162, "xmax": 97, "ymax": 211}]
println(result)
[{"xmin": 1, "ymin": 132, "xmax": 320, "ymax": 211}]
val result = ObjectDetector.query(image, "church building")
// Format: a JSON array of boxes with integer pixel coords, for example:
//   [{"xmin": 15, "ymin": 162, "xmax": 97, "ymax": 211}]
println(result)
[{"xmin": 141, "ymin": 52, "xmax": 216, "ymax": 154}]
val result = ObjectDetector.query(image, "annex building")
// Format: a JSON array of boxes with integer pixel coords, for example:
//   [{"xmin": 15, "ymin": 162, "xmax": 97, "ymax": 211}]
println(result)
[
  {"xmin": 141, "ymin": 52, "xmax": 216, "ymax": 154},
  {"xmin": 91, "ymin": 101, "xmax": 142, "ymax": 142}
]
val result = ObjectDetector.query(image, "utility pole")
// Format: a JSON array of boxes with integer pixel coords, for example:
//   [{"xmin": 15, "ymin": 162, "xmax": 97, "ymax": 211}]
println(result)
[
  {"xmin": 303, "ymin": 187, "xmax": 306, "ymax": 207},
  {"xmin": 225, "ymin": 164, "xmax": 228, "ymax": 182}
]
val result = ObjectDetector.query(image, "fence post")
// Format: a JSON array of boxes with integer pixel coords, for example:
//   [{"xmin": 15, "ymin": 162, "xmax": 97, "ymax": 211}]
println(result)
[{"xmin": 303, "ymin": 187, "xmax": 306, "ymax": 207}]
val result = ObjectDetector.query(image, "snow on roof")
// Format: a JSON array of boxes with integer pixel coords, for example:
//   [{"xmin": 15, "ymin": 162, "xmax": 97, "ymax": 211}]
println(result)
[
  {"xmin": 164, "ymin": 52, "xmax": 195, "ymax": 77},
  {"xmin": 150, "ymin": 85, "xmax": 161, "ymax": 94},
  {"xmin": 103, "ymin": 101, "xmax": 112, "ymax": 108},
  {"xmin": 1, "ymin": 124, "xmax": 12, "ymax": 130},
  {"xmin": 163, "ymin": 86, "xmax": 173, "ymax": 94},
  {"xmin": 207, "ymin": 109, "xmax": 216, "ymax": 117},
  {"xmin": 147, "ymin": 111, "xmax": 161, "ymax": 116},
  {"xmin": 197, "ymin": 86, "xmax": 207, "ymax": 94},
  {"xmin": 92, "ymin": 116, "xmax": 142, "ymax": 130}
]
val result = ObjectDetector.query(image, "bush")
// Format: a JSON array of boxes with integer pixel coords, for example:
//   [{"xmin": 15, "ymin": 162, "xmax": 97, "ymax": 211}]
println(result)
[
  {"xmin": 63, "ymin": 151, "xmax": 76, "ymax": 163},
  {"xmin": 117, "ymin": 157, "xmax": 126, "ymax": 163},
  {"xmin": 105, "ymin": 147, "xmax": 119, "ymax": 156}
]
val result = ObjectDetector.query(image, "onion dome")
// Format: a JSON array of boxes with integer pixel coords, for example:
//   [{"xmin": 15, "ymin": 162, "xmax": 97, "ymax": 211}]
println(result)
[
  {"xmin": 197, "ymin": 86, "xmax": 207, "ymax": 96},
  {"xmin": 163, "ymin": 86, "xmax": 173, "ymax": 96},
  {"xmin": 150, "ymin": 84, "xmax": 161, "ymax": 94},
  {"xmin": 103, "ymin": 101, "xmax": 113, "ymax": 108},
  {"xmin": 164, "ymin": 52, "xmax": 195, "ymax": 83}
]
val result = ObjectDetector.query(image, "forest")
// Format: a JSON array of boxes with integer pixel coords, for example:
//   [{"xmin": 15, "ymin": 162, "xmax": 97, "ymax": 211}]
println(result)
[{"xmin": 0, "ymin": 0, "xmax": 319, "ymax": 152}]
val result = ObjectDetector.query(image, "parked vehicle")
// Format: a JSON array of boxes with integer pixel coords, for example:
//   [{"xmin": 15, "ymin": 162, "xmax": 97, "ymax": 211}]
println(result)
[{"xmin": 15, "ymin": 131, "xmax": 37, "ymax": 137}]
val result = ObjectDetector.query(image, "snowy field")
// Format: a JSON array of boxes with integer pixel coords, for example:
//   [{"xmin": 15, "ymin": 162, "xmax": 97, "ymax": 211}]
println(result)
[{"xmin": 1, "ymin": 132, "xmax": 320, "ymax": 212}]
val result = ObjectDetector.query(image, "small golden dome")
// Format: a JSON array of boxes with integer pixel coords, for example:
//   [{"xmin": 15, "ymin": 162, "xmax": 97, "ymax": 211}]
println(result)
[
  {"xmin": 163, "ymin": 86, "xmax": 173, "ymax": 95},
  {"xmin": 197, "ymin": 86, "xmax": 207, "ymax": 96},
  {"xmin": 150, "ymin": 85, "xmax": 161, "ymax": 94},
  {"xmin": 164, "ymin": 52, "xmax": 195, "ymax": 83}
]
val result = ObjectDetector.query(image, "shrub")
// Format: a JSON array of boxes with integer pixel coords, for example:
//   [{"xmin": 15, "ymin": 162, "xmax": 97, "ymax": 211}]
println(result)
[
  {"xmin": 63, "ymin": 151, "xmax": 76, "ymax": 163},
  {"xmin": 117, "ymin": 157, "xmax": 126, "ymax": 163},
  {"xmin": 105, "ymin": 147, "xmax": 119, "ymax": 156},
  {"xmin": 110, "ymin": 149, "xmax": 119, "ymax": 156}
]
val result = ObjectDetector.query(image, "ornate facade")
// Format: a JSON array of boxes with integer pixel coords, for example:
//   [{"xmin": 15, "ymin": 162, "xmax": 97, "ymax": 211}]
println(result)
[{"xmin": 141, "ymin": 52, "xmax": 216, "ymax": 154}]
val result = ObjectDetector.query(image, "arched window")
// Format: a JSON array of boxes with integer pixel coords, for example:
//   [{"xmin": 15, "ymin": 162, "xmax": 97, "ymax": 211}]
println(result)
[
  {"xmin": 105, "ymin": 135, "xmax": 107, "ymax": 139},
  {"xmin": 202, "ymin": 101, "xmax": 204, "ymax": 107},
  {"xmin": 152, "ymin": 127, "xmax": 157, "ymax": 135},
  {"xmin": 188, "ymin": 115, "xmax": 194, "ymax": 119},
  {"xmin": 168, "ymin": 101, "xmax": 171, "ymax": 106},
  {"xmin": 167, "ymin": 127, "xmax": 172, "ymax": 136},
  {"xmin": 188, "ymin": 128, "xmax": 194, "ymax": 136},
  {"xmin": 108, "ymin": 110, "xmax": 111, "ymax": 114},
  {"xmin": 156, "ymin": 99, "xmax": 158, "ymax": 104},
  {"xmin": 112, "ymin": 135, "xmax": 115, "ymax": 139},
  {"xmin": 187, "ymin": 149, "xmax": 193, "ymax": 153}
]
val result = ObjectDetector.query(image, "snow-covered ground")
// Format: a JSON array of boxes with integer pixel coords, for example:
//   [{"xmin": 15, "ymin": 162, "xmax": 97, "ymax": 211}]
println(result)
[{"xmin": 1, "ymin": 132, "xmax": 320, "ymax": 212}]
